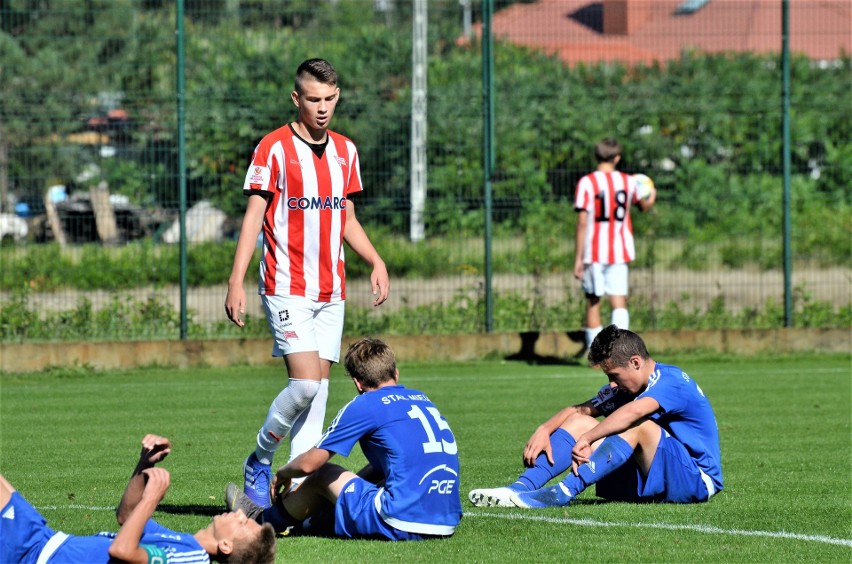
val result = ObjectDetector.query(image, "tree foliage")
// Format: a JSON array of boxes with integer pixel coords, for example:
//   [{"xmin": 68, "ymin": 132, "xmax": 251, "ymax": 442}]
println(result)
[{"xmin": 1, "ymin": 0, "xmax": 848, "ymax": 260}]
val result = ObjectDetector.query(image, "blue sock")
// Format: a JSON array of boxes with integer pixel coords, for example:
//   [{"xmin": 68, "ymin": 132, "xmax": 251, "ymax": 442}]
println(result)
[
  {"xmin": 261, "ymin": 503, "xmax": 301, "ymax": 534},
  {"xmin": 560, "ymin": 434, "xmax": 634, "ymax": 496},
  {"xmin": 515, "ymin": 428, "xmax": 576, "ymax": 491}
]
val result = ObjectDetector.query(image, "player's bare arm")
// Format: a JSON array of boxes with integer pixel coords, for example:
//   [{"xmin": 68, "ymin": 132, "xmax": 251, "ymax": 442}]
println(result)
[
  {"xmin": 116, "ymin": 435, "xmax": 171, "ymax": 524},
  {"xmin": 343, "ymin": 201, "xmax": 390, "ymax": 306},
  {"xmin": 225, "ymin": 194, "xmax": 267, "ymax": 326},
  {"xmin": 573, "ymin": 210, "xmax": 588, "ymax": 280},
  {"xmin": 110, "ymin": 467, "xmax": 170, "ymax": 564},
  {"xmin": 271, "ymin": 447, "xmax": 334, "ymax": 501},
  {"xmin": 0, "ymin": 475, "xmax": 15, "ymax": 511},
  {"xmin": 572, "ymin": 396, "xmax": 660, "ymax": 469},
  {"xmin": 637, "ymin": 186, "xmax": 657, "ymax": 211},
  {"xmin": 276, "ymin": 447, "xmax": 333, "ymax": 481},
  {"xmin": 524, "ymin": 400, "xmax": 598, "ymax": 466}
]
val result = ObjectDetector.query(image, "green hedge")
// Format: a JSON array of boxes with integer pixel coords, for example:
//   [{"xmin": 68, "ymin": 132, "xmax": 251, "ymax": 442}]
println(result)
[{"xmin": 2, "ymin": 282, "xmax": 848, "ymax": 343}]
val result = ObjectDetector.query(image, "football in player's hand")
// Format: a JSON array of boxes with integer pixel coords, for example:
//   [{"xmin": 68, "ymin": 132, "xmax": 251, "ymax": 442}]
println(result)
[{"xmin": 632, "ymin": 174, "xmax": 655, "ymax": 200}]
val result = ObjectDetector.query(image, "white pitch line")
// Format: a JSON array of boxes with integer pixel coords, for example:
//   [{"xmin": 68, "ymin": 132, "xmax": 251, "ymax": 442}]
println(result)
[
  {"xmin": 40, "ymin": 504, "xmax": 215, "ymax": 512},
  {"xmin": 467, "ymin": 511, "xmax": 852, "ymax": 548},
  {"xmin": 41, "ymin": 505, "xmax": 852, "ymax": 548},
  {"xmin": 40, "ymin": 505, "xmax": 125, "ymax": 511}
]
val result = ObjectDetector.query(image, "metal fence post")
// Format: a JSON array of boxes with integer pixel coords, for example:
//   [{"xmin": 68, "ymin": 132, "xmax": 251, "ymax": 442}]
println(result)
[
  {"xmin": 176, "ymin": 0, "xmax": 188, "ymax": 339},
  {"xmin": 482, "ymin": 0, "xmax": 494, "ymax": 333},
  {"xmin": 781, "ymin": 0, "xmax": 793, "ymax": 327}
]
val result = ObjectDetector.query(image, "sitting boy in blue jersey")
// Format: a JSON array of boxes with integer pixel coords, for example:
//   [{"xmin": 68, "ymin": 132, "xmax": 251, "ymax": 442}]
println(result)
[
  {"xmin": 226, "ymin": 337, "xmax": 462, "ymax": 540},
  {"xmin": 0, "ymin": 434, "xmax": 277, "ymax": 564},
  {"xmin": 469, "ymin": 325, "xmax": 723, "ymax": 508}
]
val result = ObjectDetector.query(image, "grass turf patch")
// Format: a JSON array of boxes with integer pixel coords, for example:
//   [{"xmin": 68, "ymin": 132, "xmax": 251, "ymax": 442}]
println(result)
[{"xmin": 1, "ymin": 353, "xmax": 850, "ymax": 562}]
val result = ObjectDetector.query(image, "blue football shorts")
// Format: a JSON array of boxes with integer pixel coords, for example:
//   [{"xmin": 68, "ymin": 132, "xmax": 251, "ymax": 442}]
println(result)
[
  {"xmin": 333, "ymin": 477, "xmax": 429, "ymax": 541},
  {"xmin": 595, "ymin": 428, "xmax": 716, "ymax": 503}
]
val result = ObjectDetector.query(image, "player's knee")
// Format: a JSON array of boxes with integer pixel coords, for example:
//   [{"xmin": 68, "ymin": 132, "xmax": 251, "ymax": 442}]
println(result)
[
  {"xmin": 287, "ymin": 379, "xmax": 322, "ymax": 410},
  {"xmin": 561, "ymin": 412, "xmax": 597, "ymax": 435},
  {"xmin": 314, "ymin": 462, "xmax": 347, "ymax": 484},
  {"xmin": 625, "ymin": 419, "xmax": 660, "ymax": 447}
]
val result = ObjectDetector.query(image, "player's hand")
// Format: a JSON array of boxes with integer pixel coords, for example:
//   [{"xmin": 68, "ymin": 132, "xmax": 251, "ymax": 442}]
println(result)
[
  {"xmin": 270, "ymin": 472, "xmax": 292, "ymax": 504},
  {"xmin": 370, "ymin": 261, "xmax": 390, "ymax": 306},
  {"xmin": 523, "ymin": 427, "xmax": 554, "ymax": 467},
  {"xmin": 140, "ymin": 467, "xmax": 170, "ymax": 503},
  {"xmin": 573, "ymin": 258, "xmax": 585, "ymax": 281},
  {"xmin": 139, "ymin": 435, "xmax": 171, "ymax": 466},
  {"xmin": 571, "ymin": 436, "xmax": 593, "ymax": 475},
  {"xmin": 645, "ymin": 187, "xmax": 657, "ymax": 206},
  {"xmin": 224, "ymin": 284, "xmax": 247, "ymax": 327}
]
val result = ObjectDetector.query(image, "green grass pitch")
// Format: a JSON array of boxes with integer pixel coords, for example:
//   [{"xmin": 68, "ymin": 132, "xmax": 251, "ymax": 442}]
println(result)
[{"xmin": 1, "ymin": 353, "xmax": 850, "ymax": 562}]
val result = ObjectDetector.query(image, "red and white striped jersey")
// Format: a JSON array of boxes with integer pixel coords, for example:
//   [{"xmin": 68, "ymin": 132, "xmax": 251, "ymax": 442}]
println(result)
[
  {"xmin": 574, "ymin": 170, "xmax": 641, "ymax": 265},
  {"xmin": 242, "ymin": 124, "xmax": 362, "ymax": 301}
]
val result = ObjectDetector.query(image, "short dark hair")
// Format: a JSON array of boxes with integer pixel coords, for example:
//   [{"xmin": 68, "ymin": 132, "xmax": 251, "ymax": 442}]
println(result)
[
  {"xmin": 594, "ymin": 138, "xmax": 622, "ymax": 163},
  {"xmin": 588, "ymin": 325, "xmax": 650, "ymax": 368},
  {"xmin": 294, "ymin": 58, "xmax": 338, "ymax": 94},
  {"xmin": 222, "ymin": 523, "xmax": 276, "ymax": 564},
  {"xmin": 344, "ymin": 337, "xmax": 397, "ymax": 390}
]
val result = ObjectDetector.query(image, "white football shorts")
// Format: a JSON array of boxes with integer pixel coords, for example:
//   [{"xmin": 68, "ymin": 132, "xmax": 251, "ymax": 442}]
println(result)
[
  {"xmin": 582, "ymin": 262, "xmax": 629, "ymax": 298},
  {"xmin": 261, "ymin": 295, "xmax": 345, "ymax": 362}
]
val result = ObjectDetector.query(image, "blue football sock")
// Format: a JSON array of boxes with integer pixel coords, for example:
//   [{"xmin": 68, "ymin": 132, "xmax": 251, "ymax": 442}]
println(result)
[
  {"xmin": 560, "ymin": 434, "xmax": 634, "ymax": 496},
  {"xmin": 261, "ymin": 502, "xmax": 302, "ymax": 534},
  {"xmin": 516, "ymin": 428, "xmax": 576, "ymax": 490}
]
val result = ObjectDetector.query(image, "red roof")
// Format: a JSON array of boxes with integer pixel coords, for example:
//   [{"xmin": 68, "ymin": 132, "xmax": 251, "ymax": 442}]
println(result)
[{"xmin": 484, "ymin": 0, "xmax": 851, "ymax": 65}]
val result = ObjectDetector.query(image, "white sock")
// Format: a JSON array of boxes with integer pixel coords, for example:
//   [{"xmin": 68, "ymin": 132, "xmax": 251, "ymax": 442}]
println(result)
[
  {"xmin": 611, "ymin": 308, "xmax": 629, "ymax": 329},
  {"xmin": 585, "ymin": 326, "xmax": 603, "ymax": 349},
  {"xmin": 255, "ymin": 379, "xmax": 321, "ymax": 465},
  {"xmin": 288, "ymin": 378, "xmax": 329, "ymax": 465}
]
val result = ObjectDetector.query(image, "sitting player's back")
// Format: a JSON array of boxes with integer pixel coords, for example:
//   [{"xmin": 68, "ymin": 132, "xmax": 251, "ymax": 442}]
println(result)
[{"xmin": 319, "ymin": 383, "xmax": 462, "ymax": 535}]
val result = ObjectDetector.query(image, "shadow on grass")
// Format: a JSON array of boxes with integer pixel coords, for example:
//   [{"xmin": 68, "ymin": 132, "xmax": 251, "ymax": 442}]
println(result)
[{"xmin": 504, "ymin": 331, "xmax": 587, "ymax": 366}]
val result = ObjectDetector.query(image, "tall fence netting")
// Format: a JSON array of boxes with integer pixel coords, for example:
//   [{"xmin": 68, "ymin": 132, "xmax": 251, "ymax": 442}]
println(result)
[{"xmin": 1, "ymin": 0, "xmax": 849, "ymax": 343}]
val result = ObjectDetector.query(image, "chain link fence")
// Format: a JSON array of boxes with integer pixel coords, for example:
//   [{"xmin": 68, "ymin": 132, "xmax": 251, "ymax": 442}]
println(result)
[{"xmin": 1, "ymin": 0, "xmax": 849, "ymax": 342}]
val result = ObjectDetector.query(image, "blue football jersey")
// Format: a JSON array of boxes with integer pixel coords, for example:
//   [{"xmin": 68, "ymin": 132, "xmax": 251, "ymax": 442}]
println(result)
[
  {"xmin": 317, "ymin": 384, "xmax": 462, "ymax": 535},
  {"xmin": 590, "ymin": 362, "xmax": 723, "ymax": 492},
  {"xmin": 51, "ymin": 520, "xmax": 209, "ymax": 563}
]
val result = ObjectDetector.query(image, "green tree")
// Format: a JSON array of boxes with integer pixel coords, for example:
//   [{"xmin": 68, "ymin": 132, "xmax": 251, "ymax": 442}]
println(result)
[{"xmin": 0, "ymin": 0, "xmax": 174, "ymax": 208}]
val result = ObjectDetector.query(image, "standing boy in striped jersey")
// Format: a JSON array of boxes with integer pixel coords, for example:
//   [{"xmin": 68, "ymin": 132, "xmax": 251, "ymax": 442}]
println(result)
[
  {"xmin": 573, "ymin": 138, "xmax": 656, "ymax": 350},
  {"xmin": 225, "ymin": 58, "xmax": 390, "ymax": 509}
]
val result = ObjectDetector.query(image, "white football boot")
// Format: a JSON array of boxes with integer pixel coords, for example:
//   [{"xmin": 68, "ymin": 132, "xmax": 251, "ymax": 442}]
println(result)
[{"xmin": 468, "ymin": 486, "xmax": 518, "ymax": 507}]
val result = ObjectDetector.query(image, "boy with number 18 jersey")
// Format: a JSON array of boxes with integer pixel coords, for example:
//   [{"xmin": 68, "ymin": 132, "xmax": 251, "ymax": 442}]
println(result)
[{"xmin": 573, "ymin": 138, "xmax": 656, "ymax": 350}]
